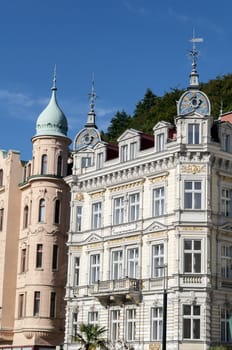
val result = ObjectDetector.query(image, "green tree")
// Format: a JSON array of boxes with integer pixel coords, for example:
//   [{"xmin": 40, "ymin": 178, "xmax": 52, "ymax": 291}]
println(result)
[
  {"xmin": 103, "ymin": 110, "xmax": 132, "ymax": 143},
  {"xmin": 74, "ymin": 323, "xmax": 108, "ymax": 350}
]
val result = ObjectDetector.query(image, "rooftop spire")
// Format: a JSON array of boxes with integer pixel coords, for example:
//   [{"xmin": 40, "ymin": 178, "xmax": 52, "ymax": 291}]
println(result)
[
  {"xmin": 52, "ymin": 64, "xmax": 57, "ymax": 91},
  {"xmin": 85, "ymin": 73, "xmax": 97, "ymax": 128},
  {"xmin": 188, "ymin": 30, "xmax": 203, "ymax": 89}
]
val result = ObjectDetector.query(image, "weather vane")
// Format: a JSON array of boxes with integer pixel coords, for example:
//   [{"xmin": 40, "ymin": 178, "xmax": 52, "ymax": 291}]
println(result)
[
  {"xmin": 189, "ymin": 30, "xmax": 203, "ymax": 67},
  {"xmin": 52, "ymin": 64, "xmax": 57, "ymax": 90},
  {"xmin": 88, "ymin": 73, "xmax": 97, "ymax": 112}
]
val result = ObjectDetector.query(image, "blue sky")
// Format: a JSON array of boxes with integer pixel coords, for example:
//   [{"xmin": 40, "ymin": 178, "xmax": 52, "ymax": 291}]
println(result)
[{"xmin": 0, "ymin": 0, "xmax": 232, "ymax": 160}]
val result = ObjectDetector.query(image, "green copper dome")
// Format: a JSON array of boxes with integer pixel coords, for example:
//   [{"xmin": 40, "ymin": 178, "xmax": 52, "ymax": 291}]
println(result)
[{"xmin": 35, "ymin": 87, "xmax": 68, "ymax": 137}]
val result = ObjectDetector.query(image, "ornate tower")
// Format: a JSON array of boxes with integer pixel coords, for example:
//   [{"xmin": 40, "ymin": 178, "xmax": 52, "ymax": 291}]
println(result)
[{"xmin": 14, "ymin": 72, "xmax": 71, "ymax": 347}]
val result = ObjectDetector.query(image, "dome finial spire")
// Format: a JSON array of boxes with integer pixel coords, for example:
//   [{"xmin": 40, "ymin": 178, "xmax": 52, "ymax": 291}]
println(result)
[
  {"xmin": 52, "ymin": 64, "xmax": 57, "ymax": 91},
  {"xmin": 85, "ymin": 73, "xmax": 97, "ymax": 128},
  {"xmin": 188, "ymin": 30, "xmax": 203, "ymax": 88}
]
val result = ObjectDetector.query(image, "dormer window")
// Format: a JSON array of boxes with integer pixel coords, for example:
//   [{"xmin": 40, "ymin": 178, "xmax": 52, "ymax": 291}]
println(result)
[
  {"xmin": 223, "ymin": 134, "xmax": 230, "ymax": 152},
  {"xmin": 188, "ymin": 124, "xmax": 200, "ymax": 144},
  {"xmin": 121, "ymin": 145, "xmax": 128, "ymax": 162},
  {"xmin": 0, "ymin": 169, "xmax": 3, "ymax": 187},
  {"xmin": 96, "ymin": 152, "xmax": 104, "ymax": 169},
  {"xmin": 81, "ymin": 157, "xmax": 91, "ymax": 168},
  {"xmin": 157, "ymin": 133, "xmax": 164, "ymax": 152},
  {"xmin": 130, "ymin": 142, "xmax": 137, "ymax": 160}
]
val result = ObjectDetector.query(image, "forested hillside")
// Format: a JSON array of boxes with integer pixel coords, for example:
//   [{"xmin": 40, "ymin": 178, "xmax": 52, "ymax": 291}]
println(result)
[{"xmin": 101, "ymin": 73, "xmax": 232, "ymax": 143}]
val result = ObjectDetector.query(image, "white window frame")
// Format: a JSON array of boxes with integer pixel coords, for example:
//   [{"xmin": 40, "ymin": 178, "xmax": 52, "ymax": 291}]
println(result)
[
  {"xmin": 72, "ymin": 312, "xmax": 78, "ymax": 337},
  {"xmin": 183, "ymin": 239, "xmax": 202, "ymax": 274},
  {"xmin": 113, "ymin": 196, "xmax": 125, "ymax": 225},
  {"xmin": 76, "ymin": 206, "xmax": 82, "ymax": 232},
  {"xmin": 153, "ymin": 187, "xmax": 165, "ymax": 217},
  {"xmin": 221, "ymin": 244, "xmax": 232, "ymax": 279},
  {"xmin": 121, "ymin": 144, "xmax": 128, "ymax": 162},
  {"xmin": 88, "ymin": 311, "xmax": 98, "ymax": 326},
  {"xmin": 112, "ymin": 250, "xmax": 123, "ymax": 280},
  {"xmin": 152, "ymin": 243, "xmax": 164, "ymax": 278},
  {"xmin": 187, "ymin": 123, "xmax": 200, "ymax": 144},
  {"xmin": 221, "ymin": 308, "xmax": 232, "ymax": 343},
  {"xmin": 157, "ymin": 133, "xmax": 164, "ymax": 152},
  {"xmin": 127, "ymin": 247, "xmax": 139, "ymax": 278},
  {"xmin": 96, "ymin": 152, "xmax": 104, "ymax": 169},
  {"xmin": 221, "ymin": 187, "xmax": 232, "ymax": 217},
  {"xmin": 92, "ymin": 202, "xmax": 102, "ymax": 229},
  {"xmin": 111, "ymin": 309, "xmax": 120, "ymax": 342},
  {"xmin": 90, "ymin": 254, "xmax": 100, "ymax": 284},
  {"xmin": 151, "ymin": 307, "xmax": 163, "ymax": 341},
  {"xmin": 73, "ymin": 257, "xmax": 80, "ymax": 286},
  {"xmin": 126, "ymin": 308, "xmax": 136, "ymax": 341},
  {"xmin": 128, "ymin": 193, "xmax": 140, "ymax": 222},
  {"xmin": 130, "ymin": 142, "xmax": 137, "ymax": 160},
  {"xmin": 184, "ymin": 180, "xmax": 202, "ymax": 210},
  {"xmin": 183, "ymin": 304, "xmax": 201, "ymax": 340}
]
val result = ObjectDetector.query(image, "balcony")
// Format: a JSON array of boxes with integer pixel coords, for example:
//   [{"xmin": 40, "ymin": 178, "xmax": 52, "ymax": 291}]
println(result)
[{"xmin": 91, "ymin": 278, "xmax": 142, "ymax": 306}]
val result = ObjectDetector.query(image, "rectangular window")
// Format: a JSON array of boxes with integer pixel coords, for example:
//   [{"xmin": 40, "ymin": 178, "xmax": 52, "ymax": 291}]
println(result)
[
  {"xmin": 184, "ymin": 239, "xmax": 201, "ymax": 273},
  {"xmin": 36, "ymin": 244, "xmax": 43, "ymax": 268},
  {"xmin": 82, "ymin": 157, "xmax": 91, "ymax": 168},
  {"xmin": 92, "ymin": 202, "xmax": 102, "ymax": 229},
  {"xmin": 88, "ymin": 311, "xmax": 98, "ymax": 326},
  {"xmin": 33, "ymin": 291, "xmax": 40, "ymax": 316},
  {"xmin": 188, "ymin": 124, "xmax": 200, "ymax": 144},
  {"xmin": 152, "ymin": 244, "xmax": 164, "ymax": 278},
  {"xmin": 223, "ymin": 134, "xmax": 230, "ymax": 152},
  {"xmin": 221, "ymin": 188, "xmax": 232, "ymax": 217},
  {"xmin": 76, "ymin": 206, "xmax": 82, "ymax": 232},
  {"xmin": 129, "ymin": 193, "xmax": 140, "ymax": 222},
  {"xmin": 221, "ymin": 308, "xmax": 232, "ymax": 343},
  {"xmin": 74, "ymin": 257, "xmax": 80, "ymax": 286},
  {"xmin": 183, "ymin": 304, "xmax": 200, "ymax": 339},
  {"xmin": 18, "ymin": 294, "xmax": 24, "ymax": 319},
  {"xmin": 157, "ymin": 133, "xmax": 164, "ymax": 152},
  {"xmin": 127, "ymin": 248, "xmax": 139, "ymax": 278},
  {"xmin": 151, "ymin": 307, "xmax": 163, "ymax": 341},
  {"xmin": 50, "ymin": 292, "xmax": 56, "ymax": 318},
  {"xmin": 112, "ymin": 250, "xmax": 123, "ymax": 280},
  {"xmin": 114, "ymin": 197, "xmax": 125, "ymax": 225},
  {"xmin": 221, "ymin": 244, "xmax": 232, "ymax": 279},
  {"xmin": 111, "ymin": 310, "xmax": 120, "ymax": 342},
  {"xmin": 184, "ymin": 181, "xmax": 202, "ymax": 209},
  {"xmin": 0, "ymin": 208, "xmax": 4, "ymax": 231},
  {"xmin": 121, "ymin": 145, "xmax": 128, "ymax": 162},
  {"xmin": 153, "ymin": 187, "xmax": 165, "ymax": 217},
  {"xmin": 72, "ymin": 312, "xmax": 78, "ymax": 337},
  {"xmin": 126, "ymin": 309, "xmax": 136, "ymax": 341},
  {"xmin": 21, "ymin": 248, "xmax": 27, "ymax": 273},
  {"xmin": 130, "ymin": 142, "xmax": 137, "ymax": 160},
  {"xmin": 96, "ymin": 152, "xmax": 104, "ymax": 169},
  {"xmin": 52, "ymin": 245, "xmax": 58, "ymax": 270},
  {"xmin": 90, "ymin": 254, "xmax": 100, "ymax": 284}
]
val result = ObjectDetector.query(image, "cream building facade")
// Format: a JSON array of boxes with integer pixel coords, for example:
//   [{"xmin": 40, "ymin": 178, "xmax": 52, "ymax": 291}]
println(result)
[
  {"xmin": 0, "ymin": 77, "xmax": 71, "ymax": 349},
  {"xmin": 64, "ymin": 57, "xmax": 232, "ymax": 348}
]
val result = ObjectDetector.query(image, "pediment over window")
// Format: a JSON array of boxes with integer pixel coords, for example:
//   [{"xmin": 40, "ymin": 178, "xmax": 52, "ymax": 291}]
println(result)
[
  {"xmin": 85, "ymin": 233, "xmax": 102, "ymax": 243},
  {"xmin": 220, "ymin": 223, "xmax": 232, "ymax": 232},
  {"xmin": 153, "ymin": 121, "xmax": 173, "ymax": 131},
  {"xmin": 144, "ymin": 221, "xmax": 167, "ymax": 233},
  {"xmin": 117, "ymin": 128, "xmax": 141, "ymax": 142}
]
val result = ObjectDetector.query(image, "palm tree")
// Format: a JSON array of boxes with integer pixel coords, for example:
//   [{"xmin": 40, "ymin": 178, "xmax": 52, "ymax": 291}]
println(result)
[{"xmin": 74, "ymin": 323, "xmax": 108, "ymax": 350}]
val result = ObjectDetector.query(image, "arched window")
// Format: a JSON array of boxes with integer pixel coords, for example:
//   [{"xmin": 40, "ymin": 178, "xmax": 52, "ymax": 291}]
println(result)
[
  {"xmin": 0, "ymin": 169, "xmax": 3, "ymax": 187},
  {"xmin": 27, "ymin": 163, "xmax": 31, "ymax": 178},
  {"xmin": 54, "ymin": 199, "xmax": 60, "ymax": 224},
  {"xmin": 57, "ymin": 155, "xmax": 62, "ymax": 176},
  {"xmin": 23, "ymin": 205, "xmax": 29, "ymax": 228},
  {"xmin": 41, "ymin": 155, "xmax": 47, "ymax": 175},
  {"xmin": 38, "ymin": 199, "xmax": 45, "ymax": 223}
]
